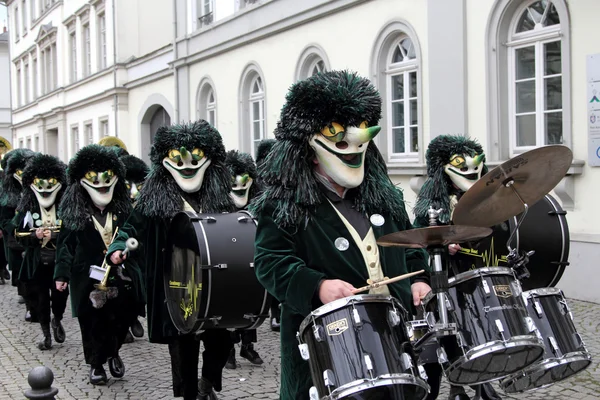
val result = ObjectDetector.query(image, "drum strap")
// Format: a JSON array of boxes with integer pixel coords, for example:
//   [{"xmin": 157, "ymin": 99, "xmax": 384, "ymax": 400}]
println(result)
[{"xmin": 327, "ymin": 199, "xmax": 390, "ymax": 296}]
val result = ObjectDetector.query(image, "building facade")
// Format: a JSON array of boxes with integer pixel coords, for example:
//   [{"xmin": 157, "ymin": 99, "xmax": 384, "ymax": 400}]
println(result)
[
  {"xmin": 4, "ymin": 0, "xmax": 598, "ymax": 302},
  {"xmin": 0, "ymin": 29, "xmax": 10, "ymax": 140}
]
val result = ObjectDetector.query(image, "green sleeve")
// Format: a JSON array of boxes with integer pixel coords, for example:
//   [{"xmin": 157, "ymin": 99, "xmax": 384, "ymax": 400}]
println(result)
[
  {"xmin": 54, "ymin": 228, "xmax": 76, "ymax": 282},
  {"xmin": 107, "ymin": 209, "xmax": 147, "ymax": 262},
  {"xmin": 254, "ymin": 206, "xmax": 326, "ymax": 317}
]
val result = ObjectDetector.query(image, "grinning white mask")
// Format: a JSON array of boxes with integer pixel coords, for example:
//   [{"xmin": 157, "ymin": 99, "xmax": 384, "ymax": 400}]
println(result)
[
  {"xmin": 309, "ymin": 122, "xmax": 381, "ymax": 189},
  {"xmin": 162, "ymin": 147, "xmax": 211, "ymax": 193},
  {"xmin": 230, "ymin": 173, "xmax": 253, "ymax": 209},
  {"xmin": 31, "ymin": 177, "xmax": 62, "ymax": 209},
  {"xmin": 125, "ymin": 180, "xmax": 143, "ymax": 202},
  {"xmin": 80, "ymin": 170, "xmax": 118, "ymax": 208},
  {"xmin": 13, "ymin": 169, "xmax": 24, "ymax": 187},
  {"xmin": 444, "ymin": 153, "xmax": 485, "ymax": 192}
]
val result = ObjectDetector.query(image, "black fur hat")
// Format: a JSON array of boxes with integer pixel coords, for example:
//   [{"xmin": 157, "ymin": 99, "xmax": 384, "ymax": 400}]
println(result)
[
  {"xmin": 121, "ymin": 154, "xmax": 149, "ymax": 183},
  {"xmin": 255, "ymin": 139, "xmax": 276, "ymax": 169},
  {"xmin": 0, "ymin": 148, "xmax": 36, "ymax": 208},
  {"xmin": 59, "ymin": 144, "xmax": 131, "ymax": 230},
  {"xmin": 251, "ymin": 70, "xmax": 408, "ymax": 229},
  {"xmin": 414, "ymin": 135, "xmax": 488, "ymax": 224},
  {"xmin": 136, "ymin": 121, "xmax": 235, "ymax": 218},
  {"xmin": 17, "ymin": 154, "xmax": 67, "ymax": 213},
  {"xmin": 225, "ymin": 150, "xmax": 259, "ymax": 202}
]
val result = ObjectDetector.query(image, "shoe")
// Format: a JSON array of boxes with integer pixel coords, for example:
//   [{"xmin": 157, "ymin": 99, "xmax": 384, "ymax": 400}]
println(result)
[
  {"xmin": 18, "ymin": 295, "xmax": 26, "ymax": 304},
  {"xmin": 108, "ymin": 355, "xmax": 125, "ymax": 378},
  {"xmin": 89, "ymin": 365, "xmax": 108, "ymax": 385},
  {"xmin": 270, "ymin": 317, "xmax": 280, "ymax": 332},
  {"xmin": 51, "ymin": 317, "xmax": 66, "ymax": 343},
  {"xmin": 198, "ymin": 377, "xmax": 219, "ymax": 400},
  {"xmin": 2, "ymin": 268, "xmax": 9, "ymax": 280},
  {"xmin": 0, "ymin": 276, "xmax": 4, "ymax": 285},
  {"xmin": 25, "ymin": 310, "xmax": 32, "ymax": 322},
  {"xmin": 131, "ymin": 318, "xmax": 144, "ymax": 338},
  {"xmin": 123, "ymin": 330, "xmax": 134, "ymax": 344},
  {"xmin": 224, "ymin": 348, "xmax": 236, "ymax": 370},
  {"xmin": 240, "ymin": 344, "xmax": 263, "ymax": 365},
  {"xmin": 37, "ymin": 323, "xmax": 52, "ymax": 350}
]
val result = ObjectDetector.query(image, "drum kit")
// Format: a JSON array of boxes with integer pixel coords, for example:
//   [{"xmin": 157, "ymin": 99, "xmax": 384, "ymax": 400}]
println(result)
[{"xmin": 297, "ymin": 145, "xmax": 592, "ymax": 399}]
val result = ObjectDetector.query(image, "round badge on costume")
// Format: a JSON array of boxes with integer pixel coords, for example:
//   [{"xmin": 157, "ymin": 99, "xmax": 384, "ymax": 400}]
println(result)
[
  {"xmin": 335, "ymin": 237, "xmax": 350, "ymax": 251},
  {"xmin": 32, "ymin": 213, "xmax": 40, "ymax": 220},
  {"xmin": 35, "ymin": 220, "xmax": 42, "ymax": 227},
  {"xmin": 370, "ymin": 214, "xmax": 385, "ymax": 226}
]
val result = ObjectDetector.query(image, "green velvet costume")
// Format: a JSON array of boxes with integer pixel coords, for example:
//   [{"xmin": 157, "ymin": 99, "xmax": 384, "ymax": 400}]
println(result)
[{"xmin": 251, "ymin": 71, "xmax": 430, "ymax": 399}]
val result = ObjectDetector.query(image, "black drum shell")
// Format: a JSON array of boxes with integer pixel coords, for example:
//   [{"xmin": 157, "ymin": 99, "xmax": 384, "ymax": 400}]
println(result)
[
  {"xmin": 165, "ymin": 211, "xmax": 270, "ymax": 333},
  {"xmin": 299, "ymin": 296, "xmax": 428, "ymax": 399}
]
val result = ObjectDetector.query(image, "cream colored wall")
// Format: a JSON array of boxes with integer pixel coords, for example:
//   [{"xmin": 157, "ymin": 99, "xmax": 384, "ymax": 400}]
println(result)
[
  {"xmin": 187, "ymin": 0, "xmax": 428, "ymax": 154},
  {"xmin": 126, "ymin": 75, "xmax": 175, "ymax": 158}
]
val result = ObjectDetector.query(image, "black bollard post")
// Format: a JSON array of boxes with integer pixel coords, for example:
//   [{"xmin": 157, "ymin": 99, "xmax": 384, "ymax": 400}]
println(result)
[{"xmin": 23, "ymin": 366, "xmax": 59, "ymax": 400}]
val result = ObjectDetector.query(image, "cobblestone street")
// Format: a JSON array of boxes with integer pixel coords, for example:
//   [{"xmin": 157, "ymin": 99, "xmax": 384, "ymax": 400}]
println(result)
[{"xmin": 0, "ymin": 280, "xmax": 598, "ymax": 399}]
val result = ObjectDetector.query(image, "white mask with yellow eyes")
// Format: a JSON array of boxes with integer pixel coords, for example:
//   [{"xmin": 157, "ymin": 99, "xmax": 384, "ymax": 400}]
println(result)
[
  {"xmin": 125, "ymin": 180, "xmax": 144, "ymax": 202},
  {"xmin": 444, "ymin": 153, "xmax": 485, "ymax": 192},
  {"xmin": 230, "ymin": 173, "xmax": 253, "ymax": 209},
  {"xmin": 31, "ymin": 177, "xmax": 62, "ymax": 209},
  {"xmin": 162, "ymin": 147, "xmax": 211, "ymax": 193},
  {"xmin": 309, "ymin": 121, "xmax": 381, "ymax": 189},
  {"xmin": 13, "ymin": 169, "xmax": 24, "ymax": 186},
  {"xmin": 80, "ymin": 170, "xmax": 118, "ymax": 208}
]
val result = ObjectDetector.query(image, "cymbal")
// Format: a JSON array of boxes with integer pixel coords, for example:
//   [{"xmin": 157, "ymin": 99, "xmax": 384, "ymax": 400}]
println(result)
[
  {"xmin": 377, "ymin": 225, "xmax": 493, "ymax": 249},
  {"xmin": 453, "ymin": 145, "xmax": 572, "ymax": 228}
]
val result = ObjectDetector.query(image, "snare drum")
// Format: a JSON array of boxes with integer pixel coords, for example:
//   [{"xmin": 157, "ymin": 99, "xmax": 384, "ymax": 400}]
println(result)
[
  {"xmin": 298, "ymin": 295, "xmax": 429, "ymax": 400},
  {"xmin": 429, "ymin": 267, "xmax": 545, "ymax": 385},
  {"xmin": 500, "ymin": 288, "xmax": 592, "ymax": 393},
  {"xmin": 164, "ymin": 211, "xmax": 270, "ymax": 333}
]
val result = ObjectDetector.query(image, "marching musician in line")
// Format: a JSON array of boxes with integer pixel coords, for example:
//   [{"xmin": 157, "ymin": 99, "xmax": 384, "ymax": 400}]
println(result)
[
  {"xmin": 0, "ymin": 138, "xmax": 13, "ymax": 285},
  {"xmin": 54, "ymin": 145, "xmax": 144, "ymax": 385},
  {"xmin": 251, "ymin": 70, "xmax": 432, "ymax": 399},
  {"xmin": 414, "ymin": 135, "xmax": 502, "ymax": 400},
  {"xmin": 13, "ymin": 154, "xmax": 69, "ymax": 351},
  {"xmin": 0, "ymin": 149, "xmax": 37, "ymax": 320},
  {"xmin": 224, "ymin": 150, "xmax": 264, "ymax": 369},
  {"xmin": 108, "ymin": 121, "xmax": 236, "ymax": 400}
]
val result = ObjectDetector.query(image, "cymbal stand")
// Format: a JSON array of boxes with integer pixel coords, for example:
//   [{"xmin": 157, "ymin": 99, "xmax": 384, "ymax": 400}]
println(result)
[
  {"xmin": 427, "ymin": 208, "xmax": 449, "ymax": 326},
  {"xmin": 502, "ymin": 178, "xmax": 534, "ymax": 279}
]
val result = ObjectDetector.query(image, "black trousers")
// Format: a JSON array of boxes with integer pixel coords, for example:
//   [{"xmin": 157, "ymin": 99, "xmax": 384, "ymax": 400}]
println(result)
[
  {"xmin": 25, "ymin": 269, "xmax": 69, "ymax": 325},
  {"xmin": 231, "ymin": 329, "xmax": 257, "ymax": 345},
  {"xmin": 168, "ymin": 329, "xmax": 233, "ymax": 400},
  {"xmin": 78, "ymin": 286, "xmax": 136, "ymax": 366}
]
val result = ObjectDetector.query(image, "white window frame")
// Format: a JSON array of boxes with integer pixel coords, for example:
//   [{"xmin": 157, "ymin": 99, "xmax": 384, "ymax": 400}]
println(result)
[
  {"xmin": 22, "ymin": 1, "xmax": 27, "ymax": 35},
  {"xmin": 294, "ymin": 44, "xmax": 331, "ymax": 82},
  {"xmin": 70, "ymin": 31, "xmax": 78, "ymax": 83},
  {"xmin": 16, "ymin": 64, "xmax": 22, "ymax": 107},
  {"xmin": 34, "ymin": 135, "xmax": 39, "ymax": 151},
  {"xmin": 71, "ymin": 126, "xmax": 80, "ymax": 157},
  {"xmin": 507, "ymin": 1, "xmax": 563, "ymax": 155},
  {"xmin": 196, "ymin": 79, "xmax": 218, "ymax": 128},
  {"xmin": 84, "ymin": 123, "xmax": 93, "ymax": 145},
  {"xmin": 249, "ymin": 76, "xmax": 265, "ymax": 156},
  {"xmin": 99, "ymin": 118, "xmax": 109, "ymax": 137},
  {"xmin": 201, "ymin": 0, "xmax": 213, "ymax": 16},
  {"xmin": 31, "ymin": 54, "xmax": 38, "ymax": 100},
  {"xmin": 15, "ymin": 5, "xmax": 20, "ymax": 41},
  {"xmin": 26, "ymin": 136, "xmax": 32, "ymax": 149},
  {"xmin": 97, "ymin": 13, "xmax": 107, "ymax": 70},
  {"xmin": 24, "ymin": 61, "xmax": 30, "ymax": 104},
  {"xmin": 82, "ymin": 23, "xmax": 91, "ymax": 77}
]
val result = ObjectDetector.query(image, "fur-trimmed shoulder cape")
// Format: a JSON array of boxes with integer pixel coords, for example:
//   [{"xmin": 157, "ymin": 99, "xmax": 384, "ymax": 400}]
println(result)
[
  {"xmin": 135, "ymin": 121, "xmax": 235, "ymax": 218},
  {"xmin": 250, "ymin": 70, "xmax": 408, "ymax": 229},
  {"xmin": 17, "ymin": 154, "xmax": 67, "ymax": 213},
  {"xmin": 58, "ymin": 145, "xmax": 131, "ymax": 231},
  {"xmin": 414, "ymin": 135, "xmax": 488, "ymax": 225}
]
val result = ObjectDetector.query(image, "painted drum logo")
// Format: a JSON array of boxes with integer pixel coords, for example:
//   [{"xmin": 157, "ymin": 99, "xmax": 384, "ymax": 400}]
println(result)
[
  {"xmin": 327, "ymin": 318, "xmax": 349, "ymax": 336},
  {"xmin": 493, "ymin": 285, "xmax": 512, "ymax": 298}
]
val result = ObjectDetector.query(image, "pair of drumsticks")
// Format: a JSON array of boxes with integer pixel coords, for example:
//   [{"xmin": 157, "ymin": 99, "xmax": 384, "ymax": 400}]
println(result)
[{"xmin": 351, "ymin": 270, "xmax": 425, "ymax": 294}]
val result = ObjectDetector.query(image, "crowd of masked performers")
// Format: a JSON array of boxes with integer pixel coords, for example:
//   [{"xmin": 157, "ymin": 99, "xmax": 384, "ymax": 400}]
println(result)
[{"xmin": 0, "ymin": 124, "xmax": 280, "ymax": 400}]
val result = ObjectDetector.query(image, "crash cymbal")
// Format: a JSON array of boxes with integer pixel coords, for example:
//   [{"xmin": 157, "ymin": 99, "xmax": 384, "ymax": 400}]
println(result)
[
  {"xmin": 377, "ymin": 225, "xmax": 492, "ymax": 249},
  {"xmin": 453, "ymin": 145, "xmax": 572, "ymax": 228}
]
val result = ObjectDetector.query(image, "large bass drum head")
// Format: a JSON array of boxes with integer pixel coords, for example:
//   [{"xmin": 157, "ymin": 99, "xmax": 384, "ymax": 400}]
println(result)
[
  {"xmin": 164, "ymin": 212, "xmax": 205, "ymax": 334},
  {"xmin": 509, "ymin": 194, "xmax": 570, "ymax": 290}
]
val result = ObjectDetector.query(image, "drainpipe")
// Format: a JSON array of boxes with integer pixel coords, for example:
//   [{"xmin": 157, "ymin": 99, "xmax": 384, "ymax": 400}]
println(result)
[
  {"xmin": 172, "ymin": 0, "xmax": 179, "ymax": 122},
  {"xmin": 112, "ymin": 0, "xmax": 118, "ymax": 137}
]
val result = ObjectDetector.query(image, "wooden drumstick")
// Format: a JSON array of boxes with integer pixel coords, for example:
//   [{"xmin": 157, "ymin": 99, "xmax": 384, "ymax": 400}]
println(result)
[{"xmin": 351, "ymin": 270, "xmax": 425, "ymax": 294}]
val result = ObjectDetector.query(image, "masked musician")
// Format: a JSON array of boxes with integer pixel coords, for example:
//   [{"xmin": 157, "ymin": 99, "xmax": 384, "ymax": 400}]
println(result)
[
  {"xmin": 223, "ymin": 150, "xmax": 264, "ymax": 369},
  {"xmin": 251, "ymin": 70, "xmax": 432, "ymax": 399},
  {"xmin": 0, "ymin": 137, "xmax": 13, "ymax": 284},
  {"xmin": 54, "ymin": 145, "xmax": 144, "ymax": 385},
  {"xmin": 0, "ymin": 148, "xmax": 37, "ymax": 319},
  {"xmin": 108, "ymin": 121, "xmax": 236, "ymax": 400},
  {"xmin": 13, "ymin": 154, "xmax": 69, "ymax": 350},
  {"xmin": 413, "ymin": 135, "xmax": 501, "ymax": 400}
]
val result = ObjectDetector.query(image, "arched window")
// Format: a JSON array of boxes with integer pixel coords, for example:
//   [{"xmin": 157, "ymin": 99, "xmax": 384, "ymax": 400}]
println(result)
[
  {"xmin": 487, "ymin": 0, "xmax": 570, "ymax": 160},
  {"xmin": 197, "ymin": 79, "xmax": 217, "ymax": 127},
  {"xmin": 239, "ymin": 64, "xmax": 267, "ymax": 157},
  {"xmin": 295, "ymin": 44, "xmax": 331, "ymax": 81},
  {"xmin": 150, "ymin": 106, "xmax": 171, "ymax": 144},
  {"xmin": 371, "ymin": 21, "xmax": 422, "ymax": 163}
]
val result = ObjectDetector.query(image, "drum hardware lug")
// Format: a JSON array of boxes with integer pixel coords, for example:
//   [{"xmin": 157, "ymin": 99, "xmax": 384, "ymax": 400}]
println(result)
[
  {"xmin": 200, "ymin": 216, "xmax": 217, "ymax": 223},
  {"xmin": 533, "ymin": 300, "xmax": 543, "ymax": 317},
  {"xmin": 388, "ymin": 309, "xmax": 401, "ymax": 327},
  {"xmin": 364, "ymin": 354, "xmax": 375, "ymax": 379},
  {"xmin": 510, "ymin": 280, "xmax": 522, "ymax": 296},
  {"xmin": 323, "ymin": 369, "xmax": 336, "ymax": 390},
  {"xmin": 418, "ymin": 364, "xmax": 428, "ymax": 381},
  {"xmin": 249, "ymin": 262, "xmax": 254, "ymax": 268},
  {"xmin": 437, "ymin": 347, "xmax": 449, "ymax": 364},
  {"xmin": 298, "ymin": 343, "xmax": 310, "ymax": 361},
  {"xmin": 455, "ymin": 331, "xmax": 466, "ymax": 349},
  {"xmin": 425, "ymin": 311, "xmax": 437, "ymax": 327},
  {"xmin": 548, "ymin": 210, "xmax": 567, "ymax": 216},
  {"xmin": 576, "ymin": 333, "xmax": 587, "ymax": 348},
  {"xmin": 243, "ymin": 313, "xmax": 258, "ymax": 321},
  {"xmin": 352, "ymin": 307, "xmax": 362, "ymax": 326},
  {"xmin": 522, "ymin": 292, "xmax": 529, "ymax": 306},
  {"xmin": 559, "ymin": 299, "xmax": 571, "ymax": 315},
  {"xmin": 400, "ymin": 352, "xmax": 414, "ymax": 373},
  {"xmin": 482, "ymin": 279, "xmax": 490, "ymax": 295},
  {"xmin": 309, "ymin": 387, "xmax": 319, "ymax": 400},
  {"xmin": 495, "ymin": 319, "xmax": 506, "ymax": 341},
  {"xmin": 405, "ymin": 322, "xmax": 414, "ymax": 340},
  {"xmin": 444, "ymin": 293, "xmax": 453, "ymax": 311},
  {"xmin": 208, "ymin": 316, "xmax": 222, "ymax": 326},
  {"xmin": 548, "ymin": 336, "xmax": 560, "ymax": 357},
  {"xmin": 524, "ymin": 316, "xmax": 537, "ymax": 333},
  {"xmin": 216, "ymin": 264, "xmax": 228, "ymax": 269},
  {"xmin": 312, "ymin": 324, "xmax": 324, "ymax": 342},
  {"xmin": 237, "ymin": 216, "xmax": 251, "ymax": 223}
]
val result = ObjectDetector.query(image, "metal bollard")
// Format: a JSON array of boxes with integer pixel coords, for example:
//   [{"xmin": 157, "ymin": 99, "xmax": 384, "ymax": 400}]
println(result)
[{"xmin": 24, "ymin": 366, "xmax": 59, "ymax": 400}]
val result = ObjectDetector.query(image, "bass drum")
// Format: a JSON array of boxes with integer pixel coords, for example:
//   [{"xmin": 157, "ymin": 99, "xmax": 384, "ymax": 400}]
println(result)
[
  {"xmin": 164, "ymin": 211, "xmax": 270, "ymax": 334},
  {"xmin": 453, "ymin": 194, "xmax": 569, "ymax": 290}
]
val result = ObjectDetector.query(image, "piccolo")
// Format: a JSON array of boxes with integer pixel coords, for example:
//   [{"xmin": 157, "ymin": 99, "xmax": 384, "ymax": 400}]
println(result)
[{"xmin": 15, "ymin": 225, "xmax": 61, "ymax": 237}]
